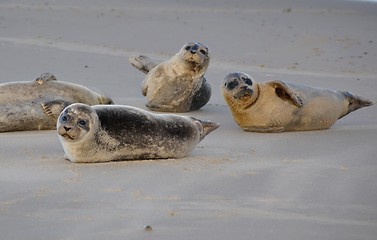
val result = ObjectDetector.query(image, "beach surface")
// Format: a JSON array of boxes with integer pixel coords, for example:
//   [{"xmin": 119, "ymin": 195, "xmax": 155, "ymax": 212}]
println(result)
[{"xmin": 1, "ymin": 0, "xmax": 377, "ymax": 239}]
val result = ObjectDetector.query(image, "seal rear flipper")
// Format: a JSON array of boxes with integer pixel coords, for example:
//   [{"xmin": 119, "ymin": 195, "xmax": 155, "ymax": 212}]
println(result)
[
  {"xmin": 35, "ymin": 73, "xmax": 58, "ymax": 85},
  {"xmin": 190, "ymin": 117, "xmax": 219, "ymax": 140},
  {"xmin": 269, "ymin": 80, "xmax": 303, "ymax": 108},
  {"xmin": 243, "ymin": 126, "xmax": 285, "ymax": 133},
  {"xmin": 129, "ymin": 55, "xmax": 158, "ymax": 74},
  {"xmin": 41, "ymin": 100, "xmax": 71, "ymax": 118},
  {"xmin": 339, "ymin": 91, "xmax": 374, "ymax": 119}
]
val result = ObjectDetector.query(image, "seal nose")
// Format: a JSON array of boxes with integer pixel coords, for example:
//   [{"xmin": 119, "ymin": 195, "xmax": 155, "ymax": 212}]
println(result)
[
  {"xmin": 190, "ymin": 44, "xmax": 199, "ymax": 54},
  {"xmin": 241, "ymin": 86, "xmax": 253, "ymax": 96},
  {"xmin": 64, "ymin": 126, "xmax": 71, "ymax": 132}
]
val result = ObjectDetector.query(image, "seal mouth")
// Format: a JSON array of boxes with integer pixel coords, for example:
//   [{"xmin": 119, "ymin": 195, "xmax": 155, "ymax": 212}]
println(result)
[
  {"xmin": 186, "ymin": 57, "xmax": 200, "ymax": 65},
  {"xmin": 185, "ymin": 58, "xmax": 203, "ymax": 73},
  {"xmin": 60, "ymin": 133, "xmax": 74, "ymax": 140},
  {"xmin": 58, "ymin": 126, "xmax": 75, "ymax": 140},
  {"xmin": 233, "ymin": 88, "xmax": 253, "ymax": 100}
]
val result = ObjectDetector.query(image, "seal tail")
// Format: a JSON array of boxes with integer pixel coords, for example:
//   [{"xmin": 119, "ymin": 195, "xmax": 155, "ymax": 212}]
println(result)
[
  {"xmin": 339, "ymin": 91, "xmax": 374, "ymax": 119},
  {"xmin": 128, "ymin": 55, "xmax": 157, "ymax": 74}
]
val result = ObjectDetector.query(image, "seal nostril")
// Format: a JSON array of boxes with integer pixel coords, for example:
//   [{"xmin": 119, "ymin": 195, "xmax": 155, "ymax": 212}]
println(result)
[
  {"xmin": 64, "ymin": 126, "xmax": 71, "ymax": 132},
  {"xmin": 190, "ymin": 50, "xmax": 196, "ymax": 54}
]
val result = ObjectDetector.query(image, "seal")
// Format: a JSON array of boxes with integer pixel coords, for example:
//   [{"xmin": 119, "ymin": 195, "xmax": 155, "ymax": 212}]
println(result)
[
  {"xmin": 222, "ymin": 72, "xmax": 374, "ymax": 132},
  {"xmin": 129, "ymin": 42, "xmax": 211, "ymax": 112},
  {"xmin": 0, "ymin": 73, "xmax": 113, "ymax": 132},
  {"xmin": 57, "ymin": 103, "xmax": 220, "ymax": 163}
]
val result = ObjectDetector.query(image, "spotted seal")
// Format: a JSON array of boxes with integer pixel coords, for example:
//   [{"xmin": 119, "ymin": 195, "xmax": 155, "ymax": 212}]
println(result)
[
  {"xmin": 57, "ymin": 103, "xmax": 219, "ymax": 162},
  {"xmin": 0, "ymin": 73, "xmax": 113, "ymax": 132},
  {"xmin": 129, "ymin": 42, "xmax": 211, "ymax": 112},
  {"xmin": 222, "ymin": 72, "xmax": 374, "ymax": 132}
]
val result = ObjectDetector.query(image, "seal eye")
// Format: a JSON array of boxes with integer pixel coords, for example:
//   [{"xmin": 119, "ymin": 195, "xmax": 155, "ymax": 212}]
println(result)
[
  {"xmin": 61, "ymin": 115, "xmax": 68, "ymax": 122},
  {"xmin": 243, "ymin": 78, "xmax": 253, "ymax": 86},
  {"xmin": 199, "ymin": 49, "xmax": 207, "ymax": 55},
  {"xmin": 78, "ymin": 120, "xmax": 86, "ymax": 126},
  {"xmin": 185, "ymin": 45, "xmax": 191, "ymax": 51},
  {"xmin": 226, "ymin": 80, "xmax": 239, "ymax": 90}
]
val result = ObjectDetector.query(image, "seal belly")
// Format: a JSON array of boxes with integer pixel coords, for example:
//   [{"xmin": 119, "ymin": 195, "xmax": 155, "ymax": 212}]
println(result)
[
  {"xmin": 0, "ymin": 81, "xmax": 105, "ymax": 106},
  {"xmin": 0, "ymin": 103, "xmax": 55, "ymax": 132},
  {"xmin": 286, "ymin": 92, "xmax": 346, "ymax": 131},
  {"xmin": 146, "ymin": 74, "xmax": 198, "ymax": 112}
]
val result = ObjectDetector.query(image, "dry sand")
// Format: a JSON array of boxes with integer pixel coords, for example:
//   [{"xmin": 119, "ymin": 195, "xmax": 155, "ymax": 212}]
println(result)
[{"xmin": 1, "ymin": 0, "xmax": 377, "ymax": 239}]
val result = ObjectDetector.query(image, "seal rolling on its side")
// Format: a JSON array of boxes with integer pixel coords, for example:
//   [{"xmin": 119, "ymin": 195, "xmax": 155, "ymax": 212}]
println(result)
[{"xmin": 0, "ymin": 73, "xmax": 113, "ymax": 132}]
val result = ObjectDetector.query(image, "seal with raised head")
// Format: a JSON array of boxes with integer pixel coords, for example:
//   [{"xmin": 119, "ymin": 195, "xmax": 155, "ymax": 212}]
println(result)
[
  {"xmin": 222, "ymin": 72, "xmax": 374, "ymax": 132},
  {"xmin": 129, "ymin": 42, "xmax": 211, "ymax": 112},
  {"xmin": 0, "ymin": 73, "xmax": 113, "ymax": 132},
  {"xmin": 57, "ymin": 103, "xmax": 219, "ymax": 163}
]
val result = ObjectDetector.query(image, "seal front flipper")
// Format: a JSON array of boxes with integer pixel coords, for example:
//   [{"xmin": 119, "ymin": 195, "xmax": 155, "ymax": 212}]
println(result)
[
  {"xmin": 141, "ymin": 79, "xmax": 149, "ymax": 96},
  {"xmin": 269, "ymin": 80, "xmax": 303, "ymax": 108},
  {"xmin": 129, "ymin": 55, "xmax": 158, "ymax": 74},
  {"xmin": 35, "ymin": 73, "xmax": 58, "ymax": 85},
  {"xmin": 190, "ymin": 78, "xmax": 212, "ymax": 111},
  {"xmin": 63, "ymin": 154, "xmax": 70, "ymax": 161},
  {"xmin": 41, "ymin": 100, "xmax": 71, "ymax": 118}
]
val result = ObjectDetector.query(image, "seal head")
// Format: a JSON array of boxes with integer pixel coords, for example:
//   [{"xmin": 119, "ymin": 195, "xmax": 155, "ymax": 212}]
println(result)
[
  {"xmin": 57, "ymin": 104, "xmax": 97, "ymax": 142},
  {"xmin": 222, "ymin": 72, "xmax": 259, "ymax": 111},
  {"xmin": 178, "ymin": 42, "xmax": 210, "ymax": 74}
]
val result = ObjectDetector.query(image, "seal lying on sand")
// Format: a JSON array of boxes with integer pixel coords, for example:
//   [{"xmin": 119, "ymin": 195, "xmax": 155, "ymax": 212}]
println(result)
[
  {"xmin": 222, "ymin": 72, "xmax": 374, "ymax": 132},
  {"xmin": 0, "ymin": 73, "xmax": 113, "ymax": 132},
  {"xmin": 57, "ymin": 103, "xmax": 219, "ymax": 163},
  {"xmin": 129, "ymin": 42, "xmax": 211, "ymax": 112}
]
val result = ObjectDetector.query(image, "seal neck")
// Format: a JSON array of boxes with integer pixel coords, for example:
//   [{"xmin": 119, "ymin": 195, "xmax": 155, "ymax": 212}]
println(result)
[{"xmin": 243, "ymin": 84, "xmax": 259, "ymax": 110}]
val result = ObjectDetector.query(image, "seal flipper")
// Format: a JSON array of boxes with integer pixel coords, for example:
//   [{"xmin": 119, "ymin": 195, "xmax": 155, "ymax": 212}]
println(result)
[
  {"xmin": 339, "ymin": 91, "xmax": 374, "ymax": 119},
  {"xmin": 41, "ymin": 100, "xmax": 71, "ymax": 118},
  {"xmin": 190, "ymin": 78, "xmax": 211, "ymax": 111},
  {"xmin": 129, "ymin": 55, "xmax": 158, "ymax": 74},
  {"xmin": 35, "ymin": 73, "xmax": 58, "ymax": 85},
  {"xmin": 269, "ymin": 80, "xmax": 303, "ymax": 108}
]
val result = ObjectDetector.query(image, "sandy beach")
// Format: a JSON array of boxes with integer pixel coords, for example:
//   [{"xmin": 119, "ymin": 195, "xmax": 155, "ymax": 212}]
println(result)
[{"xmin": 1, "ymin": 0, "xmax": 377, "ymax": 239}]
